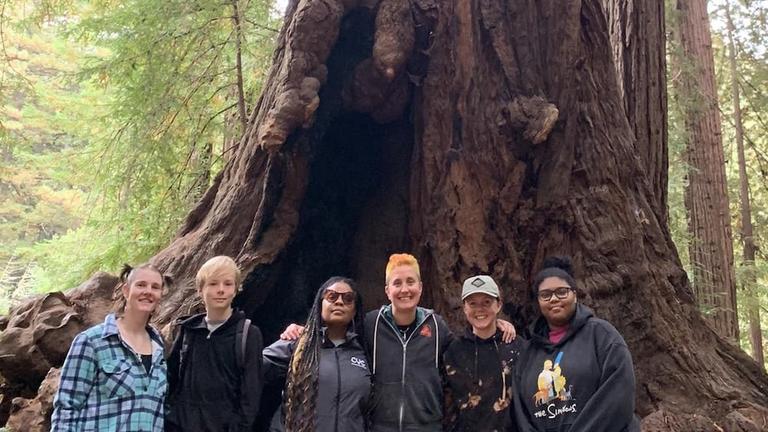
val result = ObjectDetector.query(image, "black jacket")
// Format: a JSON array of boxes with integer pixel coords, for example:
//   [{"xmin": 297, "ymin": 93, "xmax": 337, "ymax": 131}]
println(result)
[
  {"xmin": 513, "ymin": 304, "xmax": 639, "ymax": 432},
  {"xmin": 262, "ymin": 329, "xmax": 372, "ymax": 432},
  {"xmin": 166, "ymin": 310, "xmax": 264, "ymax": 432},
  {"xmin": 443, "ymin": 329, "xmax": 524, "ymax": 432},
  {"xmin": 365, "ymin": 306, "xmax": 453, "ymax": 432}
]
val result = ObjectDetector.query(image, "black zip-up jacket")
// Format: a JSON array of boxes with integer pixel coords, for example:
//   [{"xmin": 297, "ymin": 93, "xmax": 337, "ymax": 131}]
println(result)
[
  {"xmin": 365, "ymin": 306, "xmax": 453, "ymax": 432},
  {"xmin": 166, "ymin": 310, "xmax": 264, "ymax": 432},
  {"xmin": 443, "ymin": 329, "xmax": 524, "ymax": 432},
  {"xmin": 262, "ymin": 329, "xmax": 372, "ymax": 432},
  {"xmin": 513, "ymin": 304, "xmax": 640, "ymax": 432}
]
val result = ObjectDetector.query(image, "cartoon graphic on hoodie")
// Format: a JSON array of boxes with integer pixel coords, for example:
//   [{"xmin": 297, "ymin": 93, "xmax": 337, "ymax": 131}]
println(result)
[{"xmin": 534, "ymin": 353, "xmax": 572, "ymax": 407}]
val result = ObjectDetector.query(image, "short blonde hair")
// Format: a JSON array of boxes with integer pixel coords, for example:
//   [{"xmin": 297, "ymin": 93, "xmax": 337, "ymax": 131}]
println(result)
[
  {"xmin": 385, "ymin": 253, "xmax": 420, "ymax": 283},
  {"xmin": 196, "ymin": 256, "xmax": 242, "ymax": 291}
]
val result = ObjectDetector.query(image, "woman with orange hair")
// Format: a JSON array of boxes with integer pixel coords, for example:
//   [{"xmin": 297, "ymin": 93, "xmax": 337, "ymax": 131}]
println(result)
[{"xmin": 364, "ymin": 253, "xmax": 453, "ymax": 432}]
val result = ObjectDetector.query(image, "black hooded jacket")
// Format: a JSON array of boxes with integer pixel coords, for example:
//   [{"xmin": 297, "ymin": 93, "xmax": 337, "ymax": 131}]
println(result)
[
  {"xmin": 365, "ymin": 306, "xmax": 453, "ymax": 432},
  {"xmin": 166, "ymin": 310, "xmax": 264, "ymax": 432},
  {"xmin": 513, "ymin": 304, "xmax": 639, "ymax": 432},
  {"xmin": 443, "ymin": 328, "xmax": 524, "ymax": 432}
]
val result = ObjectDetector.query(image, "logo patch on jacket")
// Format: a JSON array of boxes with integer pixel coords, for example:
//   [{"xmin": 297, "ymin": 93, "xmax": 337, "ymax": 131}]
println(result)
[
  {"xmin": 420, "ymin": 325, "xmax": 432, "ymax": 338},
  {"xmin": 350, "ymin": 356, "xmax": 368, "ymax": 370},
  {"xmin": 532, "ymin": 352, "xmax": 576, "ymax": 419}
]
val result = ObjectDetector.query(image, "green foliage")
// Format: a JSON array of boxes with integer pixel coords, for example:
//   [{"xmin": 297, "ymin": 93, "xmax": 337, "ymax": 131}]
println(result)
[
  {"xmin": 710, "ymin": 0, "xmax": 768, "ymax": 363},
  {"xmin": 1, "ymin": 0, "xmax": 280, "ymax": 310},
  {"xmin": 1, "ymin": 1, "xmax": 94, "ymax": 310}
]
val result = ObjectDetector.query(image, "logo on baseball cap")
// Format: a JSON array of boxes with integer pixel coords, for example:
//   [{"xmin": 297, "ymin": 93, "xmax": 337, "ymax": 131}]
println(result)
[{"xmin": 461, "ymin": 275, "xmax": 500, "ymax": 300}]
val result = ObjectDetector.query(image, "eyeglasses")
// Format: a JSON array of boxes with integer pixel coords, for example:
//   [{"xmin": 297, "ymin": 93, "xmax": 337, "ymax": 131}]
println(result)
[
  {"xmin": 537, "ymin": 287, "xmax": 573, "ymax": 301},
  {"xmin": 323, "ymin": 289, "xmax": 356, "ymax": 305}
]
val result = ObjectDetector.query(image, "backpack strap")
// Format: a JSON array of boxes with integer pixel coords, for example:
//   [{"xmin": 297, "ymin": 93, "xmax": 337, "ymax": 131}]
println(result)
[
  {"xmin": 235, "ymin": 318, "xmax": 251, "ymax": 371},
  {"xmin": 178, "ymin": 328, "xmax": 190, "ymax": 382}
]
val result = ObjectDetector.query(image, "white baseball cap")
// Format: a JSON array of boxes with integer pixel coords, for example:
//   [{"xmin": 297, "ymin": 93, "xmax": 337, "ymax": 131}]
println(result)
[{"xmin": 461, "ymin": 275, "xmax": 500, "ymax": 300}]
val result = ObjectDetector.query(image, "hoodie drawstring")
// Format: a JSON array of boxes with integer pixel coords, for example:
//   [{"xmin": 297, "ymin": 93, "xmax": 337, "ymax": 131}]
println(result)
[
  {"xmin": 474, "ymin": 337, "xmax": 479, "ymax": 386},
  {"xmin": 433, "ymin": 314, "xmax": 439, "ymax": 368},
  {"xmin": 373, "ymin": 309, "xmax": 383, "ymax": 374},
  {"xmin": 493, "ymin": 339, "xmax": 507, "ymax": 402}
]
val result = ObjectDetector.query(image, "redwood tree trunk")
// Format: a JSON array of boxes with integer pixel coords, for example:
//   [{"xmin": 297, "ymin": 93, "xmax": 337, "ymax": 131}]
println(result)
[
  {"xmin": 673, "ymin": 0, "xmax": 739, "ymax": 342},
  {"xmin": 726, "ymin": 3, "xmax": 764, "ymax": 369},
  {"xmin": 602, "ymin": 0, "xmax": 669, "ymax": 227},
  {"xmin": 2, "ymin": 0, "xmax": 767, "ymax": 430},
  {"xmin": 152, "ymin": 0, "xmax": 768, "ymax": 426}
]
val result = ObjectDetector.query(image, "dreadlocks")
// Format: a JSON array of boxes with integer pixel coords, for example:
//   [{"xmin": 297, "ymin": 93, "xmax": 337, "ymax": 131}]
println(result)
[{"xmin": 283, "ymin": 276, "xmax": 365, "ymax": 432}]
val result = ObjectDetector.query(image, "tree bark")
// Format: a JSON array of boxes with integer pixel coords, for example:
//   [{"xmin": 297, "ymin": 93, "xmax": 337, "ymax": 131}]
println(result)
[
  {"xmin": 725, "ymin": 2, "xmax": 764, "ymax": 369},
  {"xmin": 673, "ymin": 0, "xmax": 739, "ymax": 342},
  {"xmin": 602, "ymin": 0, "xmax": 669, "ymax": 227},
  {"xmin": 2, "ymin": 0, "xmax": 768, "ymax": 429},
  {"xmin": 187, "ymin": 140, "xmax": 213, "ymax": 204}
]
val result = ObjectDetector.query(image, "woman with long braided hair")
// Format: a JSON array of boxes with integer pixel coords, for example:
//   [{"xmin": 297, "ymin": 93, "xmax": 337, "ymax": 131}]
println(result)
[{"xmin": 263, "ymin": 276, "xmax": 371, "ymax": 432}]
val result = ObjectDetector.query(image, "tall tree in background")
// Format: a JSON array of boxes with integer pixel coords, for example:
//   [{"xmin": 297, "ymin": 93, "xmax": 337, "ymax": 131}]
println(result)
[
  {"xmin": 673, "ymin": 0, "xmax": 739, "ymax": 340},
  {"xmin": 725, "ymin": 1, "xmax": 765, "ymax": 368}
]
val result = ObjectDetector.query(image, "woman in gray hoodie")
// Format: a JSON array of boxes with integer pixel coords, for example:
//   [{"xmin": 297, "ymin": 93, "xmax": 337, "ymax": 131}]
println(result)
[{"xmin": 263, "ymin": 276, "xmax": 371, "ymax": 432}]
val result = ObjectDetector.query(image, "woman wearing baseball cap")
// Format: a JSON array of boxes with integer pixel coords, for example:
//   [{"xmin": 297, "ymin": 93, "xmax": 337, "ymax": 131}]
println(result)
[{"xmin": 443, "ymin": 275, "xmax": 525, "ymax": 431}]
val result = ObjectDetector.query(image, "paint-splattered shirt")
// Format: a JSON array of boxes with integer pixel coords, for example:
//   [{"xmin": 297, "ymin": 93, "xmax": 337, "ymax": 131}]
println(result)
[{"xmin": 444, "ymin": 329, "xmax": 523, "ymax": 432}]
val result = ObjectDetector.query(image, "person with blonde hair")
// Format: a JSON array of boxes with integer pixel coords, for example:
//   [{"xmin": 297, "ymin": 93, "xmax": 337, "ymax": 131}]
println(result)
[
  {"xmin": 52, "ymin": 263, "xmax": 171, "ymax": 431},
  {"xmin": 166, "ymin": 255, "xmax": 264, "ymax": 432}
]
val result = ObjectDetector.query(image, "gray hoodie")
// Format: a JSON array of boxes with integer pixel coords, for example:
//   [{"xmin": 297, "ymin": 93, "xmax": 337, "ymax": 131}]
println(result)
[{"xmin": 263, "ymin": 330, "xmax": 372, "ymax": 432}]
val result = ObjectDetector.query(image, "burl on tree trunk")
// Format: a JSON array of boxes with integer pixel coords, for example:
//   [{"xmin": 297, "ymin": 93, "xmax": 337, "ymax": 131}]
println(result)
[{"xmin": 1, "ymin": 0, "xmax": 766, "ymax": 430}]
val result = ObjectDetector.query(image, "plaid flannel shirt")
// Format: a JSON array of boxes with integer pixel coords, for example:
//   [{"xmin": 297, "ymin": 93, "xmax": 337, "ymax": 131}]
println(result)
[{"xmin": 51, "ymin": 313, "xmax": 167, "ymax": 432}]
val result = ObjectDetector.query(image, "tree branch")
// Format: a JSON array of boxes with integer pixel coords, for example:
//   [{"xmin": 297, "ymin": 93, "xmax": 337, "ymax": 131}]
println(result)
[
  {"xmin": 231, "ymin": 0, "xmax": 248, "ymax": 133},
  {"xmin": 242, "ymin": 17, "xmax": 279, "ymax": 33}
]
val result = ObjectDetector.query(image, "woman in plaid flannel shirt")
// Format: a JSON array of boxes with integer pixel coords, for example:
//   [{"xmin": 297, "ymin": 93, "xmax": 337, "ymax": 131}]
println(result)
[{"xmin": 51, "ymin": 263, "xmax": 171, "ymax": 432}]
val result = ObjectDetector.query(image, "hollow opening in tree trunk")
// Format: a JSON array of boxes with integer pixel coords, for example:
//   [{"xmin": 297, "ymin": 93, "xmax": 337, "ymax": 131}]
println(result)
[
  {"xmin": 233, "ymin": 8, "xmax": 419, "ymax": 343},
  {"xmin": 248, "ymin": 111, "xmax": 414, "ymax": 342}
]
